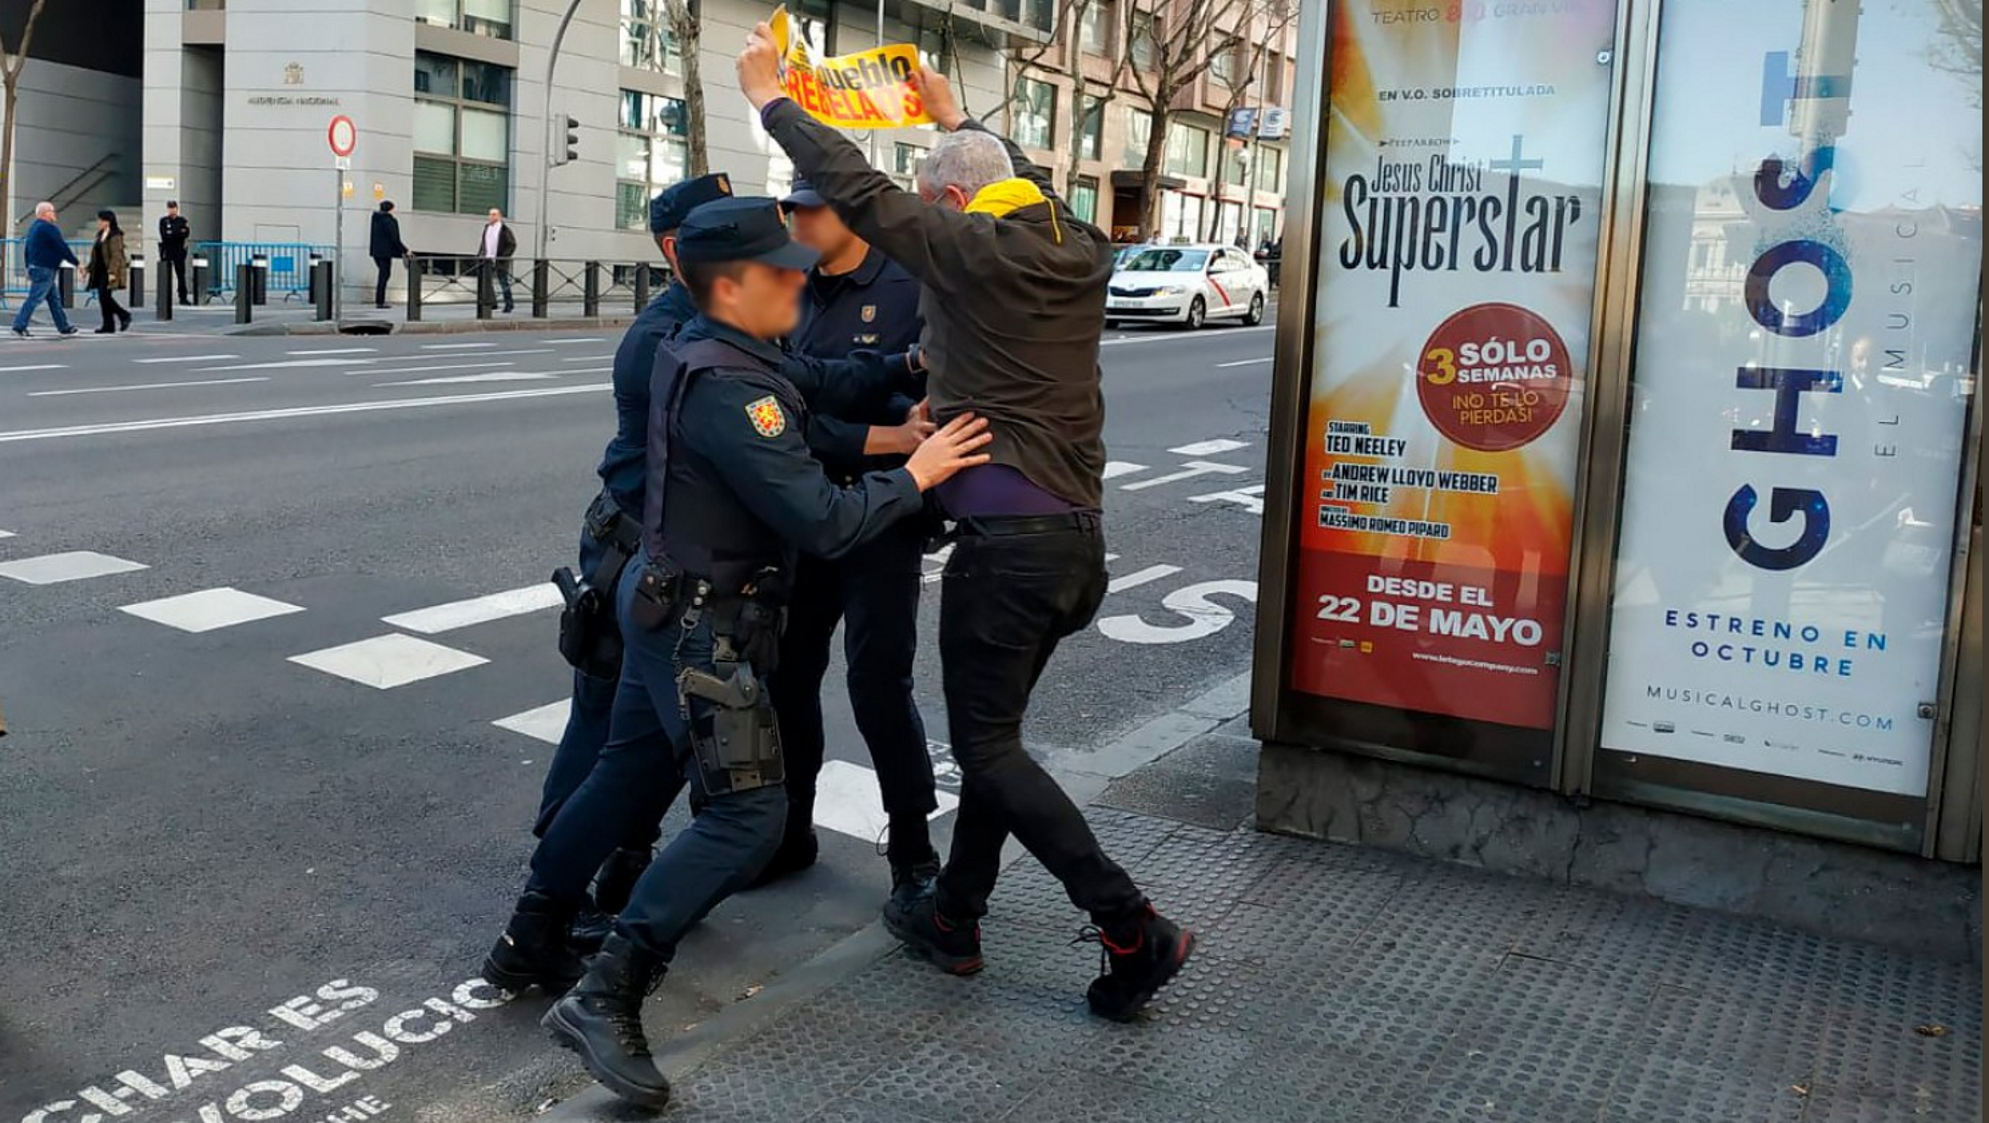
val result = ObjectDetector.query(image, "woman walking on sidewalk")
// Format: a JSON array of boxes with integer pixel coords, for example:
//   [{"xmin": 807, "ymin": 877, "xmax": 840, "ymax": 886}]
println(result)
[{"xmin": 87, "ymin": 210, "xmax": 132, "ymax": 334}]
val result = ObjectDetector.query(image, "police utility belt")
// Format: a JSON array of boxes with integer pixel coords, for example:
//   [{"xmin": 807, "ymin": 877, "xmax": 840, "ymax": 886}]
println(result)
[{"xmin": 551, "ymin": 490, "xmax": 644, "ymax": 681}]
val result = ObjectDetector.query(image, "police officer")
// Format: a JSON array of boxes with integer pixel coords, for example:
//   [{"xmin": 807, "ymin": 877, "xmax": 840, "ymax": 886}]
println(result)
[
  {"xmin": 536, "ymin": 173, "xmax": 731, "ymax": 954},
  {"xmin": 484, "ymin": 197, "xmax": 992, "ymax": 1107},
  {"xmin": 158, "ymin": 201, "xmax": 191, "ymax": 305},
  {"xmin": 754, "ymin": 178, "xmax": 939, "ymax": 901}
]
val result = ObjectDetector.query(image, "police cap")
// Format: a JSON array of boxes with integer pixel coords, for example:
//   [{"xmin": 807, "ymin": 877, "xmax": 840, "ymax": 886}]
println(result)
[
  {"xmin": 675, "ymin": 197, "xmax": 820, "ymax": 271},
  {"xmin": 649, "ymin": 172, "xmax": 733, "ymax": 235},
  {"xmin": 780, "ymin": 177, "xmax": 827, "ymax": 210}
]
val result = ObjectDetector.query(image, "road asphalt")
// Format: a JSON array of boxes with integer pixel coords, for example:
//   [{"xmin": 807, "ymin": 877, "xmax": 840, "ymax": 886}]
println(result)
[{"xmin": 0, "ymin": 319, "xmax": 1276, "ymax": 1123}]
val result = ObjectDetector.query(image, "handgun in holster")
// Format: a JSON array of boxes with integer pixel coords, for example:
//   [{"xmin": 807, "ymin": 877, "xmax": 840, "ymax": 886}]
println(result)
[
  {"xmin": 677, "ymin": 645, "xmax": 783, "ymax": 796},
  {"xmin": 553, "ymin": 565, "xmax": 621, "ymax": 680}
]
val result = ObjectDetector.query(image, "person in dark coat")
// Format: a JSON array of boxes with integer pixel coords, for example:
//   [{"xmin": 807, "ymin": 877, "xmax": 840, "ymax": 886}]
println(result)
[
  {"xmin": 10, "ymin": 201, "xmax": 79, "ymax": 337},
  {"xmin": 475, "ymin": 207, "xmax": 518, "ymax": 313},
  {"xmin": 159, "ymin": 201, "xmax": 191, "ymax": 303},
  {"xmin": 369, "ymin": 201, "xmax": 410, "ymax": 309},
  {"xmin": 86, "ymin": 209, "xmax": 132, "ymax": 333}
]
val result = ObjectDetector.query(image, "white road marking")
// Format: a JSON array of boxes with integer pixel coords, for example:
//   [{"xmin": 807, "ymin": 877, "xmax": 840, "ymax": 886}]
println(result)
[
  {"xmin": 120, "ymin": 587, "xmax": 305, "ymax": 632},
  {"xmin": 29, "ymin": 376, "xmax": 269, "ymax": 397},
  {"xmin": 0, "ymin": 529, "xmax": 13, "ymax": 538},
  {"xmin": 1102, "ymin": 461, "xmax": 1147, "ymax": 480},
  {"xmin": 1100, "ymin": 325, "xmax": 1275, "ymax": 347},
  {"xmin": 813, "ymin": 759, "xmax": 960, "ymax": 843},
  {"xmin": 289, "ymin": 633, "xmax": 488, "ymax": 689},
  {"xmin": 440, "ymin": 348, "xmax": 558, "ymax": 359},
  {"xmin": 562, "ymin": 354, "xmax": 614, "ymax": 362},
  {"xmin": 1169, "ymin": 438, "xmax": 1250, "ymax": 456},
  {"xmin": 544, "ymin": 337, "xmax": 606, "ymax": 344},
  {"xmin": 286, "ymin": 347, "xmax": 376, "ymax": 356},
  {"xmin": 0, "ymin": 382, "xmax": 611, "ymax": 444},
  {"xmin": 0, "ymin": 550, "xmax": 149, "ymax": 585},
  {"xmin": 380, "ymin": 372, "xmax": 558, "ymax": 386},
  {"xmin": 1216, "ymin": 357, "xmax": 1274, "ymax": 368},
  {"xmin": 1097, "ymin": 579, "xmax": 1259, "ymax": 644},
  {"xmin": 1120, "ymin": 460, "xmax": 1249, "ymax": 491},
  {"xmin": 382, "ymin": 583, "xmax": 564, "ymax": 634},
  {"xmin": 132, "ymin": 354, "xmax": 239, "ymax": 364},
  {"xmin": 494, "ymin": 700, "xmax": 571, "ymax": 744},
  {"xmin": 1106, "ymin": 564, "xmax": 1182, "ymax": 594},
  {"xmin": 420, "ymin": 342, "xmax": 499, "ymax": 350},
  {"xmin": 1188, "ymin": 483, "xmax": 1266, "ymax": 515},
  {"xmin": 355, "ymin": 361, "xmax": 515, "ymax": 377},
  {"xmin": 0, "ymin": 364, "xmax": 67, "ymax": 373},
  {"xmin": 195, "ymin": 358, "xmax": 371, "ymax": 372}
]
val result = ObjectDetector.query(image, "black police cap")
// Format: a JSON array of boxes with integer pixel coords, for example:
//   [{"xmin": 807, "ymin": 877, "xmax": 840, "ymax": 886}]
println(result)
[
  {"xmin": 650, "ymin": 172, "xmax": 733, "ymax": 235},
  {"xmin": 780, "ymin": 177, "xmax": 827, "ymax": 210},
  {"xmin": 674, "ymin": 197, "xmax": 820, "ymax": 271}
]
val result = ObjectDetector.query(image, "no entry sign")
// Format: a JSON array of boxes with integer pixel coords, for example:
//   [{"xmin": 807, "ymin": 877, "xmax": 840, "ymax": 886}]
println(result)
[{"xmin": 327, "ymin": 115, "xmax": 357, "ymax": 158}]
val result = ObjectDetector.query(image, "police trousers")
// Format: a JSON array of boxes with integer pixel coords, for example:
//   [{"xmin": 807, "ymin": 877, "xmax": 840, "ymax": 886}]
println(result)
[
  {"xmin": 525, "ymin": 554, "xmax": 787, "ymax": 963},
  {"xmin": 931, "ymin": 518, "xmax": 1145, "ymax": 925},
  {"xmin": 772, "ymin": 516, "xmax": 935, "ymax": 829}
]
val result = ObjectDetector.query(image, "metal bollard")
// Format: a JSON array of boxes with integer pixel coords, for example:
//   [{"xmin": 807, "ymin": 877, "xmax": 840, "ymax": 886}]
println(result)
[
  {"xmin": 313, "ymin": 260, "xmax": 334, "ymax": 321},
  {"xmin": 250, "ymin": 255, "xmax": 269, "ymax": 305},
  {"xmin": 634, "ymin": 263, "xmax": 650, "ymax": 312},
  {"xmin": 307, "ymin": 253, "xmax": 324, "ymax": 306},
  {"xmin": 156, "ymin": 263, "xmax": 174, "ymax": 322},
  {"xmin": 476, "ymin": 260, "xmax": 494, "ymax": 321},
  {"xmin": 582, "ymin": 260, "xmax": 600, "ymax": 318},
  {"xmin": 235, "ymin": 263, "xmax": 253, "ymax": 324},
  {"xmin": 192, "ymin": 256, "xmax": 211, "ymax": 304},
  {"xmin": 129, "ymin": 254, "xmax": 146, "ymax": 310},
  {"xmin": 531, "ymin": 259, "xmax": 549, "ymax": 318},
  {"xmin": 57, "ymin": 262, "xmax": 75, "ymax": 308},
  {"xmin": 406, "ymin": 258, "xmax": 424, "ymax": 322}
]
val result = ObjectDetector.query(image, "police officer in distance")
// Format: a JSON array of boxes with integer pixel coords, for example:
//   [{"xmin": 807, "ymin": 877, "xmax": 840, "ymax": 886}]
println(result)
[
  {"xmin": 536, "ymin": 173, "xmax": 731, "ymax": 955},
  {"xmin": 753, "ymin": 177, "xmax": 939, "ymax": 902},
  {"xmin": 486, "ymin": 196, "xmax": 992, "ymax": 1107}
]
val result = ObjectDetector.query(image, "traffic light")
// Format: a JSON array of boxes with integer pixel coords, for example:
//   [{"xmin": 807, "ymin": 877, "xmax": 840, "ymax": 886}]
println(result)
[{"xmin": 552, "ymin": 115, "xmax": 580, "ymax": 166}]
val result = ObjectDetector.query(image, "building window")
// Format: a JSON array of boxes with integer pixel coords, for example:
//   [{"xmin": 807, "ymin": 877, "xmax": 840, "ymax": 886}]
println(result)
[
  {"xmin": 1210, "ymin": 44, "xmax": 1239, "ymax": 87},
  {"xmin": 413, "ymin": 52, "xmax": 513, "ymax": 215},
  {"xmin": 415, "ymin": 0, "xmax": 512, "ymax": 38},
  {"xmin": 1080, "ymin": 0, "xmax": 1112, "ymax": 54},
  {"xmin": 891, "ymin": 142, "xmax": 925, "ymax": 191},
  {"xmin": 1013, "ymin": 76, "xmax": 1056, "ymax": 150},
  {"xmin": 1129, "ymin": 10, "xmax": 1157, "ymax": 70},
  {"xmin": 1164, "ymin": 121, "xmax": 1210, "ymax": 179},
  {"xmin": 1070, "ymin": 176, "xmax": 1100, "ymax": 224},
  {"xmin": 1254, "ymin": 144, "xmax": 1284, "ymax": 194},
  {"xmin": 1078, "ymin": 94, "xmax": 1104, "ymax": 162},
  {"xmin": 1124, "ymin": 107, "xmax": 1152, "ymax": 166},
  {"xmin": 619, "ymin": 0, "xmax": 680, "ymax": 72},
  {"xmin": 1252, "ymin": 206, "xmax": 1278, "ymax": 248},
  {"xmin": 615, "ymin": 90, "xmax": 688, "ymax": 230}
]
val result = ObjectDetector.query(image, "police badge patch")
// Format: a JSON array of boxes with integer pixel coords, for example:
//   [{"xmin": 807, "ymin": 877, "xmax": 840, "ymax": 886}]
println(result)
[
  {"xmin": 861, "ymin": 304, "xmax": 877, "ymax": 323},
  {"xmin": 744, "ymin": 394, "xmax": 786, "ymax": 437}
]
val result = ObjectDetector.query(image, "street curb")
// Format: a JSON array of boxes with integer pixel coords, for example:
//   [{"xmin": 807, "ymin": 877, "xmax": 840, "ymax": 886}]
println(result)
[
  {"xmin": 225, "ymin": 315, "xmax": 638, "ymax": 337},
  {"xmin": 536, "ymin": 670, "xmax": 1255, "ymax": 1121}
]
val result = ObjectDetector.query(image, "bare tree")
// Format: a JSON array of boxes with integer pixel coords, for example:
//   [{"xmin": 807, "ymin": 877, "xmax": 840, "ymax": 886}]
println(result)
[
  {"xmin": 0, "ymin": 0, "xmax": 50, "ymax": 243},
  {"xmin": 1123, "ymin": 0, "xmax": 1252, "ymax": 241},
  {"xmin": 1929, "ymin": 0, "xmax": 1982, "ymax": 105},
  {"xmin": 1204, "ymin": 0, "xmax": 1294, "ymax": 242},
  {"xmin": 659, "ymin": 0, "xmax": 709, "ymax": 176}
]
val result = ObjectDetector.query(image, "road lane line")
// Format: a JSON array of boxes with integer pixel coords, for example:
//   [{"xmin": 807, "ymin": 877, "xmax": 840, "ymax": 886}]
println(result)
[
  {"xmin": 355, "ymin": 361, "xmax": 517, "ymax": 377},
  {"xmin": 562, "ymin": 354, "xmax": 615, "ymax": 362},
  {"xmin": 289, "ymin": 633, "xmax": 488, "ymax": 689},
  {"xmin": 132, "ymin": 354, "xmax": 239, "ymax": 364},
  {"xmin": 0, "ymin": 529, "xmax": 13, "ymax": 538},
  {"xmin": 0, "ymin": 551, "xmax": 148, "ymax": 585},
  {"xmin": 543, "ymin": 337, "xmax": 606, "ymax": 344},
  {"xmin": 440, "ymin": 348, "xmax": 558, "ymax": 358},
  {"xmin": 383, "ymin": 583, "xmax": 563, "ymax": 634},
  {"xmin": 1121, "ymin": 460, "xmax": 1249, "ymax": 491},
  {"xmin": 1188, "ymin": 483, "xmax": 1266, "ymax": 515},
  {"xmin": 1170, "ymin": 438, "xmax": 1250, "ymax": 456},
  {"xmin": 121, "ymin": 587, "xmax": 305, "ymax": 632},
  {"xmin": 286, "ymin": 347, "xmax": 377, "ymax": 356},
  {"xmin": 1107, "ymin": 564, "xmax": 1182, "ymax": 594},
  {"xmin": 29, "ymin": 376, "xmax": 270, "ymax": 397},
  {"xmin": 420, "ymin": 342, "xmax": 500, "ymax": 350},
  {"xmin": 194, "ymin": 358, "xmax": 373, "ymax": 372},
  {"xmin": 379, "ymin": 372, "xmax": 557, "ymax": 386},
  {"xmin": 0, "ymin": 364, "xmax": 67, "ymax": 373},
  {"xmin": 1216, "ymin": 357, "xmax": 1273, "ymax": 368},
  {"xmin": 494, "ymin": 700, "xmax": 571, "ymax": 744},
  {"xmin": 1100, "ymin": 325, "xmax": 1274, "ymax": 346},
  {"xmin": 1102, "ymin": 461, "xmax": 1147, "ymax": 480},
  {"xmin": 0, "ymin": 382, "xmax": 611, "ymax": 444}
]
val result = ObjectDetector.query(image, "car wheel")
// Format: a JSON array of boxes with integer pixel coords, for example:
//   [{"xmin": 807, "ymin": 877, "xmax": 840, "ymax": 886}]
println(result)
[
  {"xmin": 1243, "ymin": 290, "xmax": 1265, "ymax": 327},
  {"xmin": 1183, "ymin": 296, "xmax": 1206, "ymax": 331}
]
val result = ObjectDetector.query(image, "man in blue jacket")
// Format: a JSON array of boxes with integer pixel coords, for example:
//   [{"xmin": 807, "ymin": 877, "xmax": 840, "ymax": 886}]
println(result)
[{"xmin": 12, "ymin": 202, "xmax": 79, "ymax": 337}]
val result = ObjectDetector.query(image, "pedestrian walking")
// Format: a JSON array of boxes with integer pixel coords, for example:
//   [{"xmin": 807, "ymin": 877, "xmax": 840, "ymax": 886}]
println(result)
[
  {"xmin": 11, "ymin": 202, "xmax": 80, "ymax": 338},
  {"xmin": 483, "ymin": 195, "xmax": 990, "ymax": 1108},
  {"xmin": 753, "ymin": 177, "xmax": 940, "ymax": 902},
  {"xmin": 475, "ymin": 207, "xmax": 516, "ymax": 313},
  {"xmin": 369, "ymin": 200, "xmax": 409, "ymax": 309},
  {"xmin": 159, "ymin": 201, "xmax": 192, "ymax": 303},
  {"xmin": 742, "ymin": 33, "xmax": 1196, "ymax": 1021},
  {"xmin": 87, "ymin": 210, "xmax": 132, "ymax": 334}
]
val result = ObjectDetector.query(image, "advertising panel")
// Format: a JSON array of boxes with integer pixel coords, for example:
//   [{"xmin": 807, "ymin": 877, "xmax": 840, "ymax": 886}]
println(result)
[
  {"xmin": 1287, "ymin": 0, "xmax": 1618, "ymax": 729},
  {"xmin": 1598, "ymin": 0, "xmax": 1983, "ymax": 796}
]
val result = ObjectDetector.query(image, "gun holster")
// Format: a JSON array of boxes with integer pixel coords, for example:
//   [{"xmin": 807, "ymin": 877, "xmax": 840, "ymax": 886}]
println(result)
[
  {"xmin": 677, "ymin": 644, "xmax": 783, "ymax": 796},
  {"xmin": 553, "ymin": 565, "xmax": 621, "ymax": 680}
]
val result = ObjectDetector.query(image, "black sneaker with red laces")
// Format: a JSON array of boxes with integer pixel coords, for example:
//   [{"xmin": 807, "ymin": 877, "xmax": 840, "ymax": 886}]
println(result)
[
  {"xmin": 1082, "ymin": 905, "xmax": 1195, "ymax": 1022},
  {"xmin": 882, "ymin": 885, "xmax": 984, "ymax": 975}
]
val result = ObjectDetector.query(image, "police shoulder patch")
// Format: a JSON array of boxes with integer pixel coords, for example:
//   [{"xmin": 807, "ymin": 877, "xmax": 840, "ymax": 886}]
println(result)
[{"xmin": 744, "ymin": 394, "xmax": 786, "ymax": 438}]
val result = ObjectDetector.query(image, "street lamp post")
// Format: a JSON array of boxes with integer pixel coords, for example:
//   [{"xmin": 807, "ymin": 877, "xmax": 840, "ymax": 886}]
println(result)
[{"xmin": 535, "ymin": 0, "xmax": 587, "ymax": 267}]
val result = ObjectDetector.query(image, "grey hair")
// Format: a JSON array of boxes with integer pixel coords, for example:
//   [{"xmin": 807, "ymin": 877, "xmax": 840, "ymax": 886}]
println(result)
[
  {"xmin": 33, "ymin": 201, "xmax": 54, "ymax": 217},
  {"xmin": 917, "ymin": 130, "xmax": 1012, "ymax": 200}
]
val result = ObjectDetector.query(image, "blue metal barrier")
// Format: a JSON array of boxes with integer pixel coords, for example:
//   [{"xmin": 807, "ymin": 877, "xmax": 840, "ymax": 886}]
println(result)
[
  {"xmin": 1, "ymin": 237, "xmax": 95, "ymax": 303},
  {"xmin": 192, "ymin": 242, "xmax": 332, "ymax": 302}
]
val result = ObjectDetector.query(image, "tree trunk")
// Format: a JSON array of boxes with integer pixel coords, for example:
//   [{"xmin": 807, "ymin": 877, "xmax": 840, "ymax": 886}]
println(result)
[
  {"xmin": 1137, "ymin": 98, "xmax": 1174, "ymax": 242},
  {"xmin": 1206, "ymin": 143, "xmax": 1226, "ymax": 242},
  {"xmin": 665, "ymin": 0, "xmax": 707, "ymax": 177},
  {"xmin": 1, "ymin": 79, "xmax": 16, "ymax": 251}
]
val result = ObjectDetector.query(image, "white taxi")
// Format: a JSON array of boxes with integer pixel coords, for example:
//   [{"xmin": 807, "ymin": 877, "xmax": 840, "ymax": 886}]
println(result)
[{"xmin": 1105, "ymin": 244, "xmax": 1269, "ymax": 330}]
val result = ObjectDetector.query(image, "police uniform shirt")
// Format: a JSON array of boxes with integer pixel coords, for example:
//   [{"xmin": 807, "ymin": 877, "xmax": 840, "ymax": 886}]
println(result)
[
  {"xmin": 159, "ymin": 213, "xmax": 191, "ymax": 258},
  {"xmin": 598, "ymin": 281, "xmax": 699, "ymax": 518},
  {"xmin": 790, "ymin": 248, "xmax": 924, "ymax": 470}
]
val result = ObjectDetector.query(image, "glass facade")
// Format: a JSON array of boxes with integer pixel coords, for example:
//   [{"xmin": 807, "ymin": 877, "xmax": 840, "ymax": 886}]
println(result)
[
  {"xmin": 1014, "ymin": 76, "xmax": 1056, "ymax": 151},
  {"xmin": 413, "ymin": 52, "xmax": 513, "ymax": 216},
  {"xmin": 615, "ymin": 90, "xmax": 688, "ymax": 231},
  {"xmin": 415, "ymin": 0, "xmax": 511, "ymax": 38}
]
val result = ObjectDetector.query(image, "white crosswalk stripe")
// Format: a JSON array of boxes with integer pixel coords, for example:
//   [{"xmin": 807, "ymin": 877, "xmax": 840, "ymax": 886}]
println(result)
[
  {"xmin": 0, "ymin": 551, "xmax": 148, "ymax": 585},
  {"xmin": 493, "ymin": 700, "xmax": 571, "ymax": 744},
  {"xmin": 1168, "ymin": 438, "xmax": 1250, "ymax": 456},
  {"xmin": 382, "ymin": 583, "xmax": 563, "ymax": 634},
  {"xmin": 121, "ymin": 587, "xmax": 305, "ymax": 632},
  {"xmin": 0, "ymin": 529, "xmax": 14, "ymax": 538},
  {"xmin": 1102, "ymin": 461, "xmax": 1147, "ymax": 480},
  {"xmin": 289, "ymin": 634, "xmax": 487, "ymax": 689},
  {"xmin": 812, "ymin": 759, "xmax": 960, "ymax": 842}
]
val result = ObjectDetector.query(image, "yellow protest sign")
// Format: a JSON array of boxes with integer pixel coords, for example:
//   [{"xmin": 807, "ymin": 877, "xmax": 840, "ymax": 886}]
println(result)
[{"xmin": 770, "ymin": 4, "xmax": 930, "ymax": 130}]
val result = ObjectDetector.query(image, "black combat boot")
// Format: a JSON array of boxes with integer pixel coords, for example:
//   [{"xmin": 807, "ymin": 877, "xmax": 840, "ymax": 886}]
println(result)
[
  {"xmin": 745, "ymin": 808, "xmax": 818, "ymax": 889},
  {"xmin": 541, "ymin": 933, "xmax": 671, "ymax": 1108},
  {"xmin": 568, "ymin": 847, "xmax": 653, "ymax": 954},
  {"xmin": 481, "ymin": 890, "xmax": 588, "ymax": 993},
  {"xmin": 885, "ymin": 816, "xmax": 940, "ymax": 914},
  {"xmin": 1082, "ymin": 904, "xmax": 1196, "ymax": 1023},
  {"xmin": 882, "ymin": 885, "xmax": 983, "ymax": 976}
]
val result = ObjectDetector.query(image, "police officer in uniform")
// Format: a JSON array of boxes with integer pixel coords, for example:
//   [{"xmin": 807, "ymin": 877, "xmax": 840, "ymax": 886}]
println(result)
[
  {"xmin": 484, "ymin": 197, "xmax": 992, "ymax": 1107},
  {"xmin": 537, "ymin": 173, "xmax": 731, "ymax": 954},
  {"xmin": 754, "ymin": 178, "xmax": 939, "ymax": 901},
  {"xmin": 158, "ymin": 201, "xmax": 191, "ymax": 305}
]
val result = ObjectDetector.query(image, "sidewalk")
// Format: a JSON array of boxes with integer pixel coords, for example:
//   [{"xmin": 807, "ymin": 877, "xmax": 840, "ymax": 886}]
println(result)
[
  {"xmin": 543, "ymin": 725, "xmax": 1982, "ymax": 1123},
  {"xmin": 104, "ymin": 299, "xmax": 637, "ymax": 337}
]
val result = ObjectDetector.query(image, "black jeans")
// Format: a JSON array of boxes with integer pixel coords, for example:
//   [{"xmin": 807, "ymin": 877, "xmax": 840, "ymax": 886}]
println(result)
[
  {"xmin": 932, "ymin": 519, "xmax": 1144, "ymax": 925},
  {"xmin": 773, "ymin": 516, "xmax": 936, "ymax": 833},
  {"xmin": 164, "ymin": 254, "xmax": 188, "ymax": 301},
  {"xmin": 95, "ymin": 287, "xmax": 127, "ymax": 331},
  {"xmin": 373, "ymin": 255, "xmax": 393, "ymax": 306}
]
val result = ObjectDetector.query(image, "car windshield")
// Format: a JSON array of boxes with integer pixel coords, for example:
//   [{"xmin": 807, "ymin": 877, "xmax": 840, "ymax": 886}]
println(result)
[{"xmin": 1121, "ymin": 248, "xmax": 1209, "ymax": 272}]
